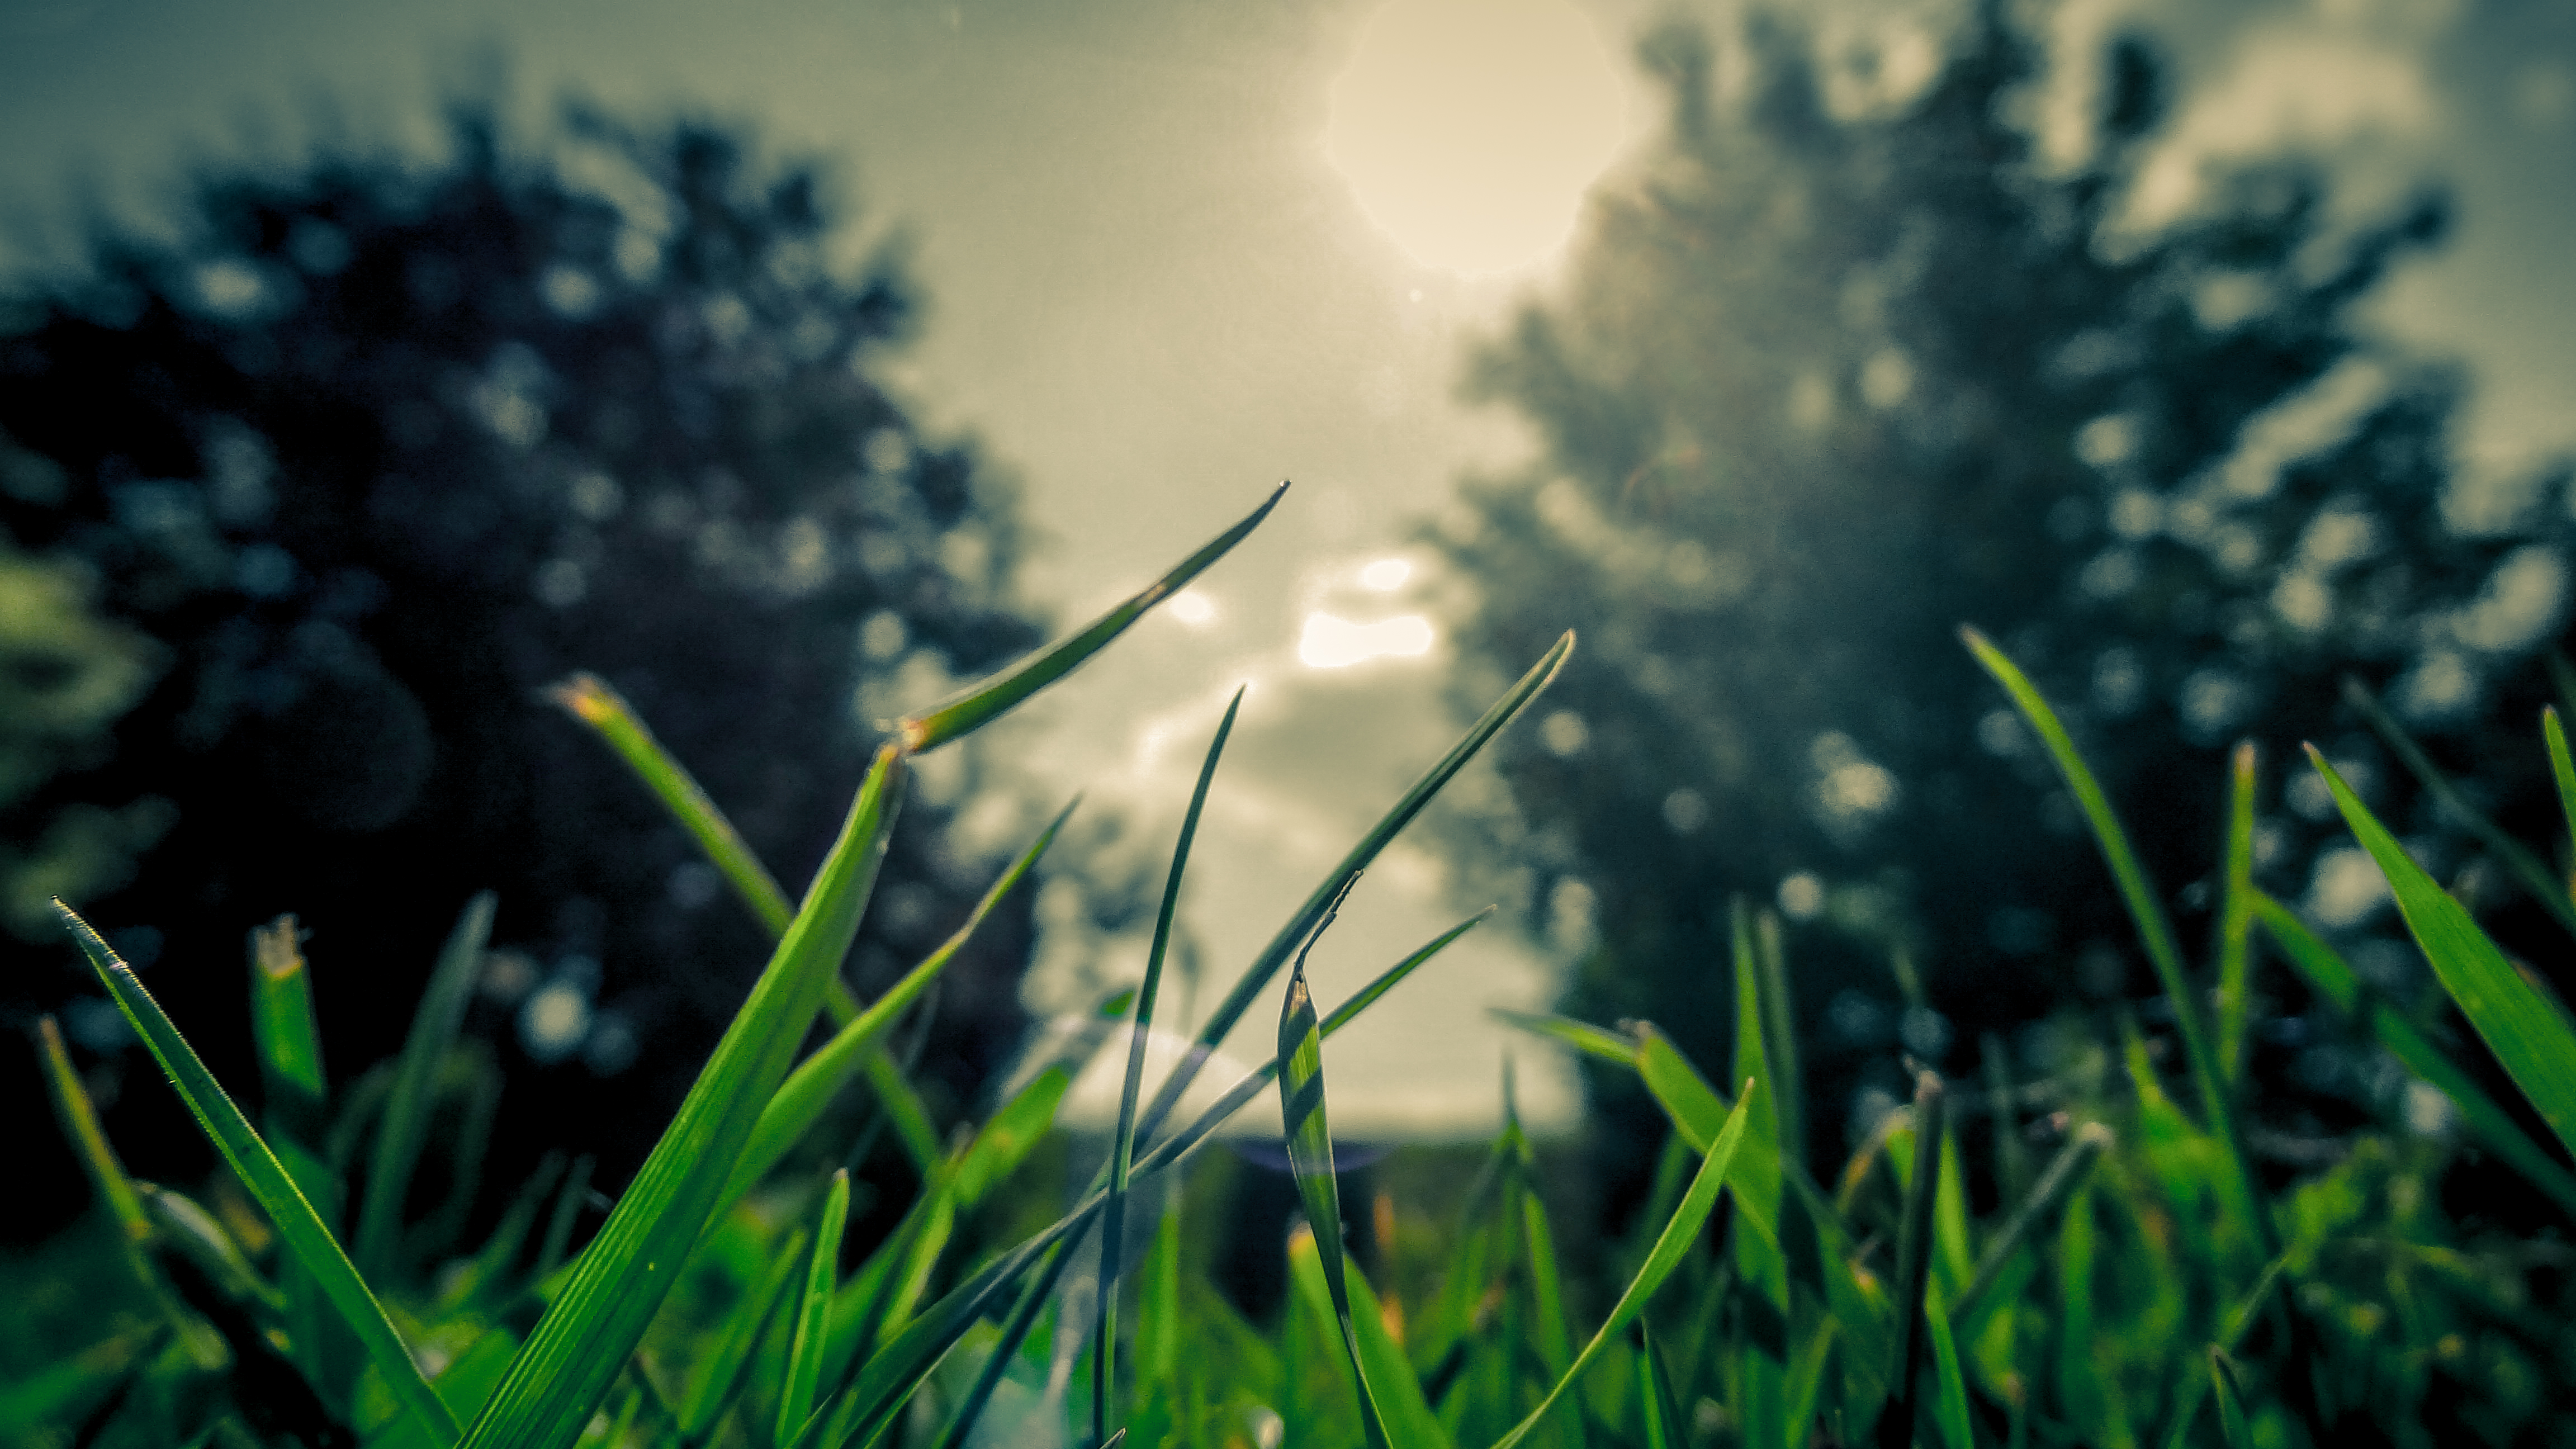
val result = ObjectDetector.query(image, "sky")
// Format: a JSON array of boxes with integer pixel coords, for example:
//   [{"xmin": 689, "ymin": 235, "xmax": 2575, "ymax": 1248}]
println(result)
[{"xmin": 4, "ymin": 0, "xmax": 2572, "ymax": 1139}]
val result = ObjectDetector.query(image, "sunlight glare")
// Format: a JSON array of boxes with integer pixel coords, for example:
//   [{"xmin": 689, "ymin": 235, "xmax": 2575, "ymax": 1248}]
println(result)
[
  {"xmin": 1325, "ymin": 0, "xmax": 1626, "ymax": 276},
  {"xmin": 1359, "ymin": 557, "xmax": 1412, "ymax": 590},
  {"xmin": 1168, "ymin": 588, "xmax": 1218, "ymax": 626},
  {"xmin": 1300, "ymin": 612, "xmax": 1436, "ymax": 669}
]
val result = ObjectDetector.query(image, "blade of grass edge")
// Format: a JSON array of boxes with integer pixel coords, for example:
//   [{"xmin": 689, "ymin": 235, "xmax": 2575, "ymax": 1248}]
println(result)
[
  {"xmin": 1871, "ymin": 1074, "xmax": 1945, "ymax": 1449},
  {"xmin": 462, "ymin": 745, "xmax": 906, "ymax": 1449},
  {"xmin": 2548, "ymin": 709, "xmax": 2576, "ymax": 907},
  {"xmin": 2218, "ymin": 742, "xmax": 2257, "ymax": 1085},
  {"xmin": 779, "ymin": 1171, "xmax": 851, "ymax": 1445},
  {"xmin": 1483, "ymin": 1083, "xmax": 1755, "ymax": 1449},
  {"xmin": 54, "ymin": 906, "xmax": 460, "ymax": 1449},
  {"xmin": 1100, "ymin": 686, "xmax": 1241, "ymax": 1444},
  {"xmin": 2305, "ymin": 746, "xmax": 2576, "ymax": 1164},
  {"xmin": 357, "ymin": 892, "xmax": 493, "ymax": 1280},
  {"xmin": 1950, "ymin": 1123, "xmax": 2111, "ymax": 1334},
  {"xmin": 2344, "ymin": 678, "xmax": 2576, "ymax": 936},
  {"xmin": 899, "ymin": 482, "xmax": 1287, "ymax": 753}
]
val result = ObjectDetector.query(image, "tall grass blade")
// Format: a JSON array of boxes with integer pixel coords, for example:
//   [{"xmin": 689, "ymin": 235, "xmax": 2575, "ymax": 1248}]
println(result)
[
  {"xmin": 779, "ymin": 1170, "xmax": 852, "ymax": 1445},
  {"xmin": 1099, "ymin": 687, "xmax": 1240, "ymax": 1443},
  {"xmin": 1872, "ymin": 1073, "xmax": 1945, "ymax": 1449},
  {"xmin": 1754, "ymin": 907, "xmax": 1804, "ymax": 1171},
  {"xmin": 357, "ymin": 892, "xmax": 493, "ymax": 1280},
  {"xmin": 1731, "ymin": 901, "xmax": 1788, "ymax": 1449},
  {"xmin": 682, "ymin": 1224, "xmax": 814, "ymax": 1436},
  {"xmin": 2251, "ymin": 892, "xmax": 2576, "ymax": 1213},
  {"xmin": 717, "ymin": 798, "xmax": 1072, "ymax": 1218},
  {"xmin": 1288, "ymin": 1229, "xmax": 1453, "ymax": 1449},
  {"xmin": 551, "ymin": 670, "xmax": 943, "ymax": 1172},
  {"xmin": 1484, "ymin": 1083, "xmax": 1755, "ymax": 1449},
  {"xmin": 36, "ymin": 1015, "xmax": 155, "ymax": 1266},
  {"xmin": 1951, "ymin": 1123, "xmax": 2111, "ymax": 1333},
  {"xmin": 1134, "ymin": 631, "xmax": 1573, "ymax": 1149},
  {"xmin": 2153, "ymin": 1255, "xmax": 2288, "ymax": 1449},
  {"xmin": 1490, "ymin": 1010, "xmax": 1640, "ymax": 1067},
  {"xmin": 1517, "ymin": 1166, "xmax": 1584, "ymax": 1449},
  {"xmin": 1963, "ymin": 627, "xmax": 2276, "ymax": 1260},
  {"xmin": 1635, "ymin": 1324, "xmax": 1687, "ymax": 1449},
  {"xmin": 462, "ymin": 744, "xmax": 907, "ymax": 1449},
  {"xmin": 899, "ymin": 482, "xmax": 1287, "ymax": 752},
  {"xmin": 1922, "ymin": 1280, "xmax": 1973, "ymax": 1449},
  {"xmin": 248, "ymin": 915, "xmax": 327, "ymax": 1135},
  {"xmin": 2217, "ymin": 742, "xmax": 2258, "ymax": 1085},
  {"xmin": 2548, "ymin": 708, "xmax": 2576, "ymax": 901},
  {"xmin": 2343, "ymin": 677, "xmax": 2576, "ymax": 935},
  {"xmin": 1275, "ymin": 895, "xmax": 1393, "ymax": 1449},
  {"xmin": 2305, "ymin": 745, "xmax": 2576, "ymax": 1163},
  {"xmin": 2208, "ymin": 1351, "xmax": 2254, "ymax": 1449},
  {"xmin": 54, "ymin": 905, "xmax": 460, "ymax": 1448}
]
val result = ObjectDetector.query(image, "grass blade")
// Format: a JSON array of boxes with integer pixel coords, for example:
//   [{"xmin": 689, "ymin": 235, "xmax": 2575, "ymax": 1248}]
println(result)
[
  {"xmin": 553, "ymin": 670, "xmax": 943, "ymax": 1173},
  {"xmin": 2549, "ymin": 708, "xmax": 2576, "ymax": 900},
  {"xmin": 2344, "ymin": 677, "xmax": 2576, "ymax": 935},
  {"xmin": 1490, "ymin": 1010, "xmax": 1640, "ymax": 1067},
  {"xmin": 2209, "ymin": 1350, "xmax": 2254, "ymax": 1449},
  {"xmin": 1922, "ymin": 1280, "xmax": 1972, "ymax": 1449},
  {"xmin": 779, "ymin": 1170, "xmax": 852, "ymax": 1445},
  {"xmin": 1275, "ymin": 893, "xmax": 1393, "ymax": 1449},
  {"xmin": 1950, "ymin": 1122, "xmax": 2111, "ymax": 1333},
  {"xmin": 2251, "ymin": 892, "xmax": 2576, "ymax": 1213},
  {"xmin": 1635, "ymin": 1324, "xmax": 1687, "ymax": 1449},
  {"xmin": 248, "ymin": 915, "xmax": 328, "ymax": 1137},
  {"xmin": 1872, "ymin": 1073, "xmax": 1945, "ymax": 1449},
  {"xmin": 1289, "ymin": 1229, "xmax": 1453, "ymax": 1449},
  {"xmin": 716, "ymin": 798, "xmax": 1073, "ymax": 1219},
  {"xmin": 899, "ymin": 482, "xmax": 1287, "ymax": 752},
  {"xmin": 1731, "ymin": 901, "xmax": 1788, "ymax": 1449},
  {"xmin": 2305, "ymin": 745, "xmax": 2576, "ymax": 1164},
  {"xmin": 2154, "ymin": 1255, "xmax": 2288, "ymax": 1449},
  {"xmin": 1753, "ymin": 907, "xmax": 1803, "ymax": 1173},
  {"xmin": 463, "ymin": 744, "xmax": 907, "ymax": 1449},
  {"xmin": 2217, "ymin": 742, "xmax": 2258, "ymax": 1086},
  {"xmin": 357, "ymin": 892, "xmax": 493, "ymax": 1280},
  {"xmin": 1485, "ymin": 1083, "xmax": 1756, "ymax": 1449},
  {"xmin": 1963, "ymin": 627, "xmax": 2276, "ymax": 1262},
  {"xmin": 54, "ymin": 905, "xmax": 460, "ymax": 1448},
  {"xmin": 1133, "ymin": 631, "xmax": 1573, "ymax": 1151},
  {"xmin": 1100, "ymin": 687, "xmax": 1240, "ymax": 1443},
  {"xmin": 36, "ymin": 1015, "xmax": 156, "ymax": 1268}
]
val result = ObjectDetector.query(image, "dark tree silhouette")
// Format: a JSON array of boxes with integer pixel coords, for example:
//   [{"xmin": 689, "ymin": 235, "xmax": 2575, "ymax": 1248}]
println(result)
[
  {"xmin": 1433, "ymin": 10, "xmax": 2575, "ymax": 1171},
  {"xmin": 0, "ymin": 101, "xmax": 1046, "ymax": 1238}
]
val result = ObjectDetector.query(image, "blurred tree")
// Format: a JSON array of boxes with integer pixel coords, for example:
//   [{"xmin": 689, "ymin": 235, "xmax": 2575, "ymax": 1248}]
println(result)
[
  {"xmin": 1433, "ymin": 8, "xmax": 2576, "ymax": 1168},
  {"xmin": 0, "ymin": 100, "xmax": 1048, "ymax": 1237}
]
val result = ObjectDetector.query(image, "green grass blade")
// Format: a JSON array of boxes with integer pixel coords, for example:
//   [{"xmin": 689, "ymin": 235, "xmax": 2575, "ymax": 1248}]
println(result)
[
  {"xmin": 36, "ymin": 1014, "xmax": 155, "ymax": 1263},
  {"xmin": 1100, "ymin": 687, "xmax": 1240, "ymax": 1443},
  {"xmin": 1731, "ymin": 901, "xmax": 1788, "ymax": 1449},
  {"xmin": 1289, "ymin": 1230, "xmax": 1453, "ymax": 1449},
  {"xmin": 1635, "ymin": 1324, "xmax": 1687, "ymax": 1449},
  {"xmin": 2217, "ymin": 742, "xmax": 2258, "ymax": 1086},
  {"xmin": 1484, "ymin": 1083, "xmax": 1756, "ymax": 1449},
  {"xmin": 54, "ymin": 905, "xmax": 460, "ymax": 1449},
  {"xmin": 928, "ymin": 1237, "xmax": 1073, "ymax": 1449},
  {"xmin": 357, "ymin": 892, "xmax": 493, "ymax": 1280},
  {"xmin": 1518, "ymin": 1179, "xmax": 1584, "ymax": 1449},
  {"xmin": 1275, "ymin": 897, "xmax": 1393, "ymax": 1449},
  {"xmin": 716, "ymin": 798, "xmax": 1072, "ymax": 1218},
  {"xmin": 1922, "ymin": 1280, "xmax": 1972, "ymax": 1449},
  {"xmin": 248, "ymin": 915, "xmax": 327, "ymax": 1136},
  {"xmin": 1489, "ymin": 1009, "xmax": 1640, "ymax": 1067},
  {"xmin": 779, "ymin": 1170, "xmax": 851, "ymax": 1445},
  {"xmin": 1872, "ymin": 1074, "xmax": 1946, "ymax": 1449},
  {"xmin": 899, "ymin": 482, "xmax": 1287, "ymax": 753},
  {"xmin": 553, "ymin": 669, "xmax": 943, "ymax": 1175},
  {"xmin": 1963, "ymin": 627, "xmax": 2276, "ymax": 1261},
  {"xmin": 1134, "ymin": 631, "xmax": 1573, "ymax": 1148},
  {"xmin": 2208, "ymin": 1350, "xmax": 2253, "ymax": 1449},
  {"xmin": 680, "ymin": 1222, "xmax": 806, "ymax": 1437},
  {"xmin": 2153, "ymin": 1255, "xmax": 2288, "ymax": 1449},
  {"xmin": 462, "ymin": 743, "xmax": 907, "ymax": 1449},
  {"xmin": 1754, "ymin": 907, "xmax": 1804, "ymax": 1172},
  {"xmin": 1950, "ymin": 1123, "xmax": 2111, "ymax": 1333},
  {"xmin": 2251, "ymin": 892, "xmax": 2576, "ymax": 1213},
  {"xmin": 1636, "ymin": 1025, "xmax": 1780, "ymax": 1249},
  {"xmin": 2344, "ymin": 677, "xmax": 2576, "ymax": 935},
  {"xmin": 139, "ymin": 1183, "xmax": 286, "ymax": 1314},
  {"xmin": 2549, "ymin": 708, "xmax": 2576, "ymax": 901},
  {"xmin": 2305, "ymin": 745, "xmax": 2576, "ymax": 1164}
]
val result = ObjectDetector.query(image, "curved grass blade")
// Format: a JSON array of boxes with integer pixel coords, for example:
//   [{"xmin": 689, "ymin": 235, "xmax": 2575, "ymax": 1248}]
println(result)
[
  {"xmin": 1490, "ymin": 1009, "xmax": 1640, "ymax": 1067},
  {"xmin": 1950, "ymin": 1122, "xmax": 2111, "ymax": 1334},
  {"xmin": 140, "ymin": 1183, "xmax": 286, "ymax": 1314},
  {"xmin": 2343, "ymin": 677, "xmax": 2576, "ymax": 936},
  {"xmin": 900, "ymin": 481, "xmax": 1288, "ymax": 753},
  {"xmin": 1635, "ymin": 1324, "xmax": 1687, "ymax": 1449},
  {"xmin": 2209, "ymin": 1350, "xmax": 2254, "ymax": 1449},
  {"xmin": 1485, "ymin": 1083, "xmax": 1756, "ymax": 1449},
  {"xmin": 2549, "ymin": 709, "xmax": 2576, "ymax": 901},
  {"xmin": 1963, "ymin": 627, "xmax": 2276, "ymax": 1261},
  {"xmin": 1100, "ymin": 688, "xmax": 1242, "ymax": 1443},
  {"xmin": 36, "ymin": 1015, "xmax": 155, "ymax": 1268},
  {"xmin": 1871, "ymin": 1074, "xmax": 1946, "ymax": 1449},
  {"xmin": 357, "ymin": 891, "xmax": 493, "ymax": 1280},
  {"xmin": 553, "ymin": 670, "xmax": 942, "ymax": 1172},
  {"xmin": 1275, "ymin": 891, "xmax": 1392, "ymax": 1449},
  {"xmin": 2251, "ymin": 892, "xmax": 2576, "ymax": 1214},
  {"xmin": 2217, "ymin": 742, "xmax": 2258, "ymax": 1086},
  {"xmin": 803, "ymin": 915, "xmax": 1485, "ymax": 1448},
  {"xmin": 929, "ymin": 1237, "xmax": 1074, "ymax": 1449},
  {"xmin": 716, "ymin": 798, "xmax": 1074, "ymax": 1219},
  {"xmin": 2305, "ymin": 745, "xmax": 2576, "ymax": 1164},
  {"xmin": 1289, "ymin": 1228, "xmax": 1452, "ymax": 1449},
  {"xmin": 679, "ymin": 1223, "xmax": 807, "ymax": 1438},
  {"xmin": 463, "ymin": 744, "xmax": 907, "ymax": 1449},
  {"xmin": 1133, "ymin": 631, "xmax": 1573, "ymax": 1149},
  {"xmin": 2153, "ymin": 1254, "xmax": 2288, "ymax": 1449},
  {"xmin": 54, "ymin": 905, "xmax": 460, "ymax": 1448},
  {"xmin": 779, "ymin": 1171, "xmax": 852, "ymax": 1445}
]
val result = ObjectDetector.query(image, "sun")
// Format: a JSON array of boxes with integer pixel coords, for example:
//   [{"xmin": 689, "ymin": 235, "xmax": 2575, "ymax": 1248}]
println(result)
[{"xmin": 1324, "ymin": 0, "xmax": 1627, "ymax": 277}]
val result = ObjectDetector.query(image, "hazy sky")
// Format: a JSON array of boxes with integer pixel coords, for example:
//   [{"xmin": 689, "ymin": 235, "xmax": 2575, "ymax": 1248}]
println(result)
[{"xmin": 4, "ymin": 0, "xmax": 2571, "ymax": 1137}]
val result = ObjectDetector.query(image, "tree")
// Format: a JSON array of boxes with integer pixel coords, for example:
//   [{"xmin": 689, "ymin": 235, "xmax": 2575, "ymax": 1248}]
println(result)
[
  {"xmin": 1433, "ymin": 6, "xmax": 2575, "ymax": 1168},
  {"xmin": 0, "ymin": 101, "xmax": 1046, "ymax": 1237}
]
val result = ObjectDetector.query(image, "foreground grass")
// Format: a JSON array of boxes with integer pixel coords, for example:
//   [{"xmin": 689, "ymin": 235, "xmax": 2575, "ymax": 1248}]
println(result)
[{"xmin": 12, "ymin": 495, "xmax": 2576, "ymax": 1448}]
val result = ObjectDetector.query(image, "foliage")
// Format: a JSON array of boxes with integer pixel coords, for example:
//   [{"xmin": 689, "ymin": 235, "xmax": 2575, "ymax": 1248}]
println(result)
[
  {"xmin": 1428, "ymin": 4, "xmax": 2576, "ymax": 1164},
  {"xmin": 17, "ymin": 499, "xmax": 2576, "ymax": 1448},
  {"xmin": 0, "ymin": 100, "xmax": 1050, "ymax": 1238}
]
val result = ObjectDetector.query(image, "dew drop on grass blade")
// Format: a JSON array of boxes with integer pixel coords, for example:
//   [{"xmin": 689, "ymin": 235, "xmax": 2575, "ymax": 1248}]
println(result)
[
  {"xmin": 900, "ymin": 482, "xmax": 1287, "ymax": 752},
  {"xmin": 54, "ymin": 904, "xmax": 462, "ymax": 1449},
  {"xmin": 2305, "ymin": 745, "xmax": 2576, "ymax": 1164},
  {"xmin": 461, "ymin": 744, "xmax": 905, "ymax": 1449},
  {"xmin": 1483, "ymin": 1083, "xmax": 1755, "ymax": 1449}
]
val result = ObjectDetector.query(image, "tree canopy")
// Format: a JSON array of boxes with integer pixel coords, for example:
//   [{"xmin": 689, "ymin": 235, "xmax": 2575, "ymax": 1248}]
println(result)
[{"xmin": 1434, "ymin": 8, "xmax": 2576, "ymax": 1162}]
